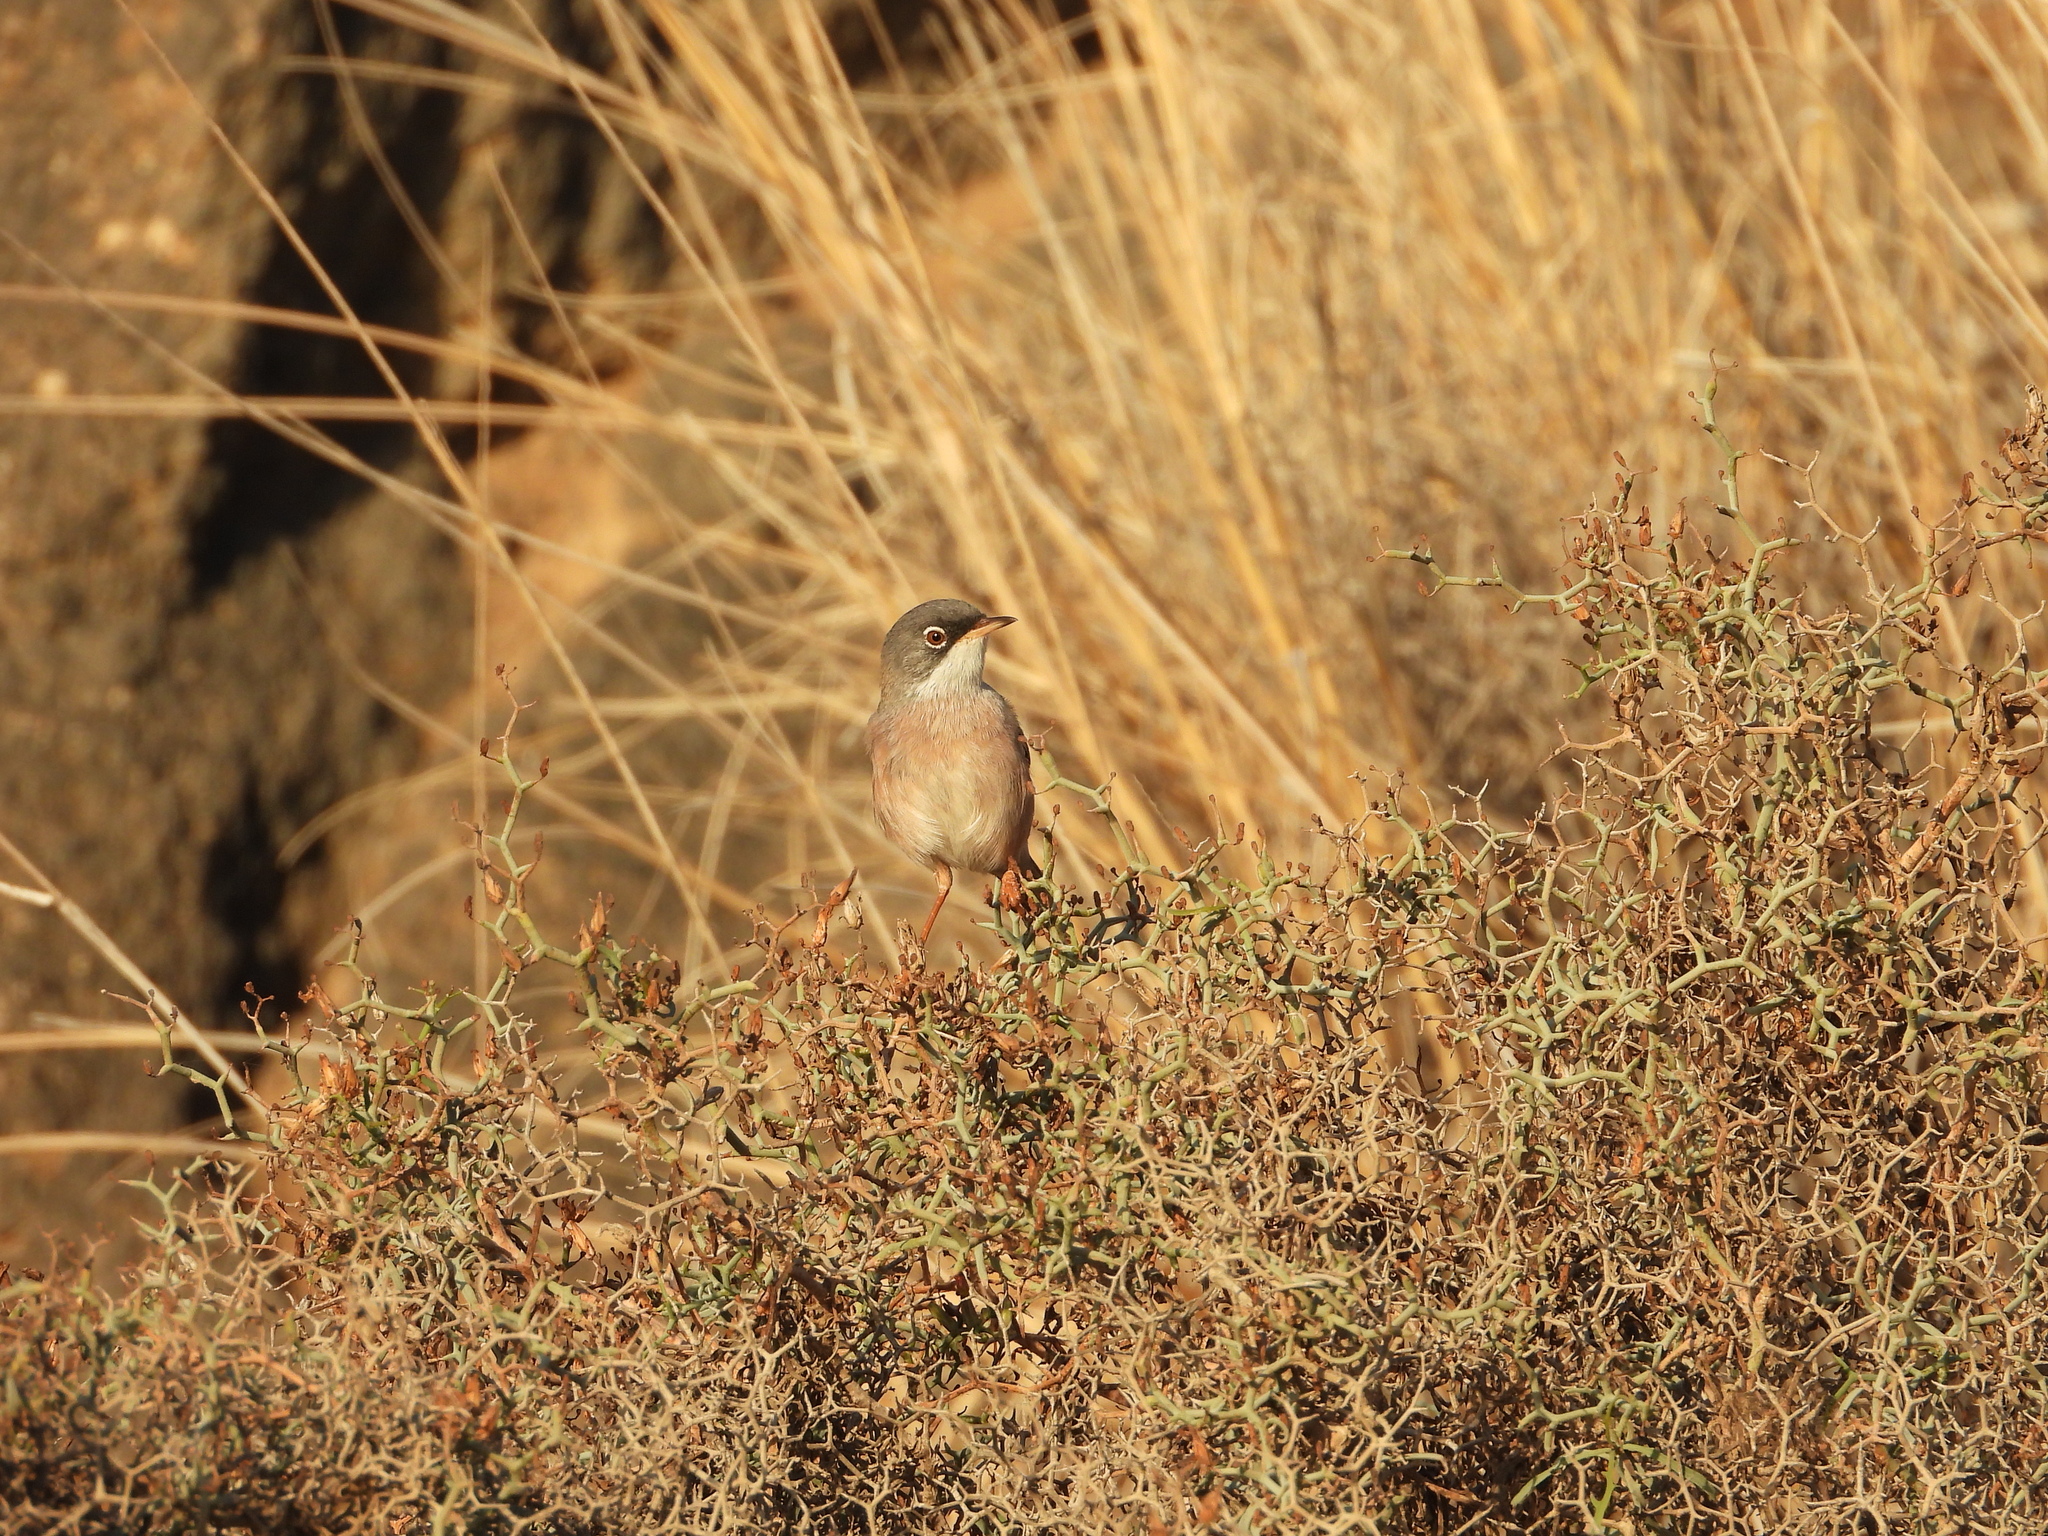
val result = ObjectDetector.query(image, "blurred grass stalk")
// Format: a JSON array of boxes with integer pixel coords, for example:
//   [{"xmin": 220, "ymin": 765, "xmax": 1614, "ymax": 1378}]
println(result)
[{"xmin": 21, "ymin": 0, "xmax": 2048, "ymax": 973}]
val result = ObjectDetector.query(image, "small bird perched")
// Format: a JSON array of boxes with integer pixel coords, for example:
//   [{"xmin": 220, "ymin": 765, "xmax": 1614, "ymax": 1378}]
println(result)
[{"xmin": 865, "ymin": 598, "xmax": 1039, "ymax": 947}]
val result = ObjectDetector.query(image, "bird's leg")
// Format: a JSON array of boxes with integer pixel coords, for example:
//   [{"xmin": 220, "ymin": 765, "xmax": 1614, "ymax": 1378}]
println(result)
[{"xmin": 916, "ymin": 862, "xmax": 954, "ymax": 948}]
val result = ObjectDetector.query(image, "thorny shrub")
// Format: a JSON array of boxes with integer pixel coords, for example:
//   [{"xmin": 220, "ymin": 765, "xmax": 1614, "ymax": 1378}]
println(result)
[{"xmin": 10, "ymin": 387, "xmax": 2048, "ymax": 1532}]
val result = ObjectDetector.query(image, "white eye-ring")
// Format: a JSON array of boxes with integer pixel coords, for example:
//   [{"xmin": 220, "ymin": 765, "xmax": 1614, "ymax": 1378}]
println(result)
[{"xmin": 922, "ymin": 626, "xmax": 947, "ymax": 648}]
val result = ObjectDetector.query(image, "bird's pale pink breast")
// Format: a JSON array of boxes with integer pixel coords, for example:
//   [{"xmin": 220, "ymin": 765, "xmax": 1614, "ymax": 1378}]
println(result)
[{"xmin": 867, "ymin": 686, "xmax": 1032, "ymax": 875}]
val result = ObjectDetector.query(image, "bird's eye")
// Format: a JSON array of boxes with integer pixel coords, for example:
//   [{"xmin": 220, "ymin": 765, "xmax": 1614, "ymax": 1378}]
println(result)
[{"xmin": 922, "ymin": 626, "xmax": 947, "ymax": 648}]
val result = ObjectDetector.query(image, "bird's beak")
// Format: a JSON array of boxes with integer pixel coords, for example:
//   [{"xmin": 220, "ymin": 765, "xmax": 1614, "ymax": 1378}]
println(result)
[{"xmin": 963, "ymin": 614, "xmax": 1016, "ymax": 640}]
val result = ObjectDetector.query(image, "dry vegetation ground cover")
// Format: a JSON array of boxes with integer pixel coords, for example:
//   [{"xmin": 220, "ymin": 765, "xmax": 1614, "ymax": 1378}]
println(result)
[
  {"xmin": 11, "ymin": 389, "xmax": 2048, "ymax": 1531},
  {"xmin": 16, "ymin": 0, "xmax": 2048, "ymax": 1529}
]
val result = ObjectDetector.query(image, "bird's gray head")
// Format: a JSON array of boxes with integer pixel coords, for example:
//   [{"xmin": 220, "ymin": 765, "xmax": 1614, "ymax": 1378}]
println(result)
[{"xmin": 878, "ymin": 598, "xmax": 1016, "ymax": 701}]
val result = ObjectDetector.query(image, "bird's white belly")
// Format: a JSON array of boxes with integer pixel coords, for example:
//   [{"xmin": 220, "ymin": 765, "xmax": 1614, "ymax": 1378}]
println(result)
[{"xmin": 902, "ymin": 759, "xmax": 1018, "ymax": 872}]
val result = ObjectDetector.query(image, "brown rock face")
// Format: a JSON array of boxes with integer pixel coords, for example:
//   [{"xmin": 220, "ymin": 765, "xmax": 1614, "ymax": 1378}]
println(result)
[{"xmin": 0, "ymin": 0, "xmax": 667, "ymax": 1254}]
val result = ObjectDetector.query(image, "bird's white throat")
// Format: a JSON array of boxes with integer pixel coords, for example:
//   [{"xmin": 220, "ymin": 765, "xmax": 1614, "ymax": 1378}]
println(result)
[{"xmin": 910, "ymin": 634, "xmax": 989, "ymax": 699}]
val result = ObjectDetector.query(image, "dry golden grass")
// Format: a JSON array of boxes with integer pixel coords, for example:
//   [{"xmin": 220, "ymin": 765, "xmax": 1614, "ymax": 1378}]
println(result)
[{"xmin": 239, "ymin": 0, "xmax": 2048, "ymax": 974}]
